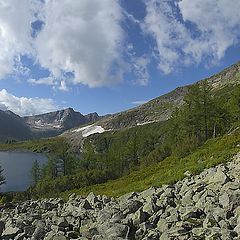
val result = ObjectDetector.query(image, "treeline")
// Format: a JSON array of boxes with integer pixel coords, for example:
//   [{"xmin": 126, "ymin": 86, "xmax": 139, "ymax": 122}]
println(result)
[{"xmin": 28, "ymin": 82, "xmax": 240, "ymax": 199}]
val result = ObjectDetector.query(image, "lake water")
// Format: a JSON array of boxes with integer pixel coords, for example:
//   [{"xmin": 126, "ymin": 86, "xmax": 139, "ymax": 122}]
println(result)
[{"xmin": 0, "ymin": 152, "xmax": 48, "ymax": 192}]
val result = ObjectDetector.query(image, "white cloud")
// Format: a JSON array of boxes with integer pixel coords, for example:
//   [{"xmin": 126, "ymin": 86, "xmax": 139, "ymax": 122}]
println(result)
[
  {"xmin": 1, "ymin": 0, "xmax": 239, "ymax": 89},
  {"xmin": 142, "ymin": 0, "xmax": 240, "ymax": 74},
  {"xmin": 59, "ymin": 81, "xmax": 69, "ymax": 92},
  {"xmin": 0, "ymin": 0, "xmax": 126, "ymax": 88},
  {"xmin": 28, "ymin": 76, "xmax": 57, "ymax": 86},
  {"xmin": 0, "ymin": 102, "xmax": 7, "ymax": 111},
  {"xmin": 126, "ymin": 43, "xmax": 150, "ymax": 85},
  {"xmin": 179, "ymin": 0, "xmax": 240, "ymax": 61},
  {"xmin": 0, "ymin": 0, "xmax": 36, "ymax": 79},
  {"xmin": 28, "ymin": 76, "xmax": 70, "ymax": 92},
  {"xmin": 0, "ymin": 89, "xmax": 58, "ymax": 116},
  {"xmin": 35, "ymin": 0, "xmax": 125, "ymax": 87},
  {"xmin": 131, "ymin": 56, "xmax": 150, "ymax": 86}
]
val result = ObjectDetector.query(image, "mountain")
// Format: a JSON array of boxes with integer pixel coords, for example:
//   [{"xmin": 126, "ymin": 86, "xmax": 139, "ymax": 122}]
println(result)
[
  {"xmin": 24, "ymin": 108, "xmax": 100, "ymax": 138},
  {"xmin": 98, "ymin": 86, "xmax": 188, "ymax": 130},
  {"xmin": 98, "ymin": 61, "xmax": 240, "ymax": 130},
  {"xmin": 0, "ymin": 61, "xmax": 239, "ymax": 143},
  {"xmin": 0, "ymin": 108, "xmax": 100, "ymax": 142},
  {"xmin": 84, "ymin": 112, "xmax": 100, "ymax": 123},
  {"xmin": 0, "ymin": 110, "xmax": 32, "ymax": 142},
  {"xmin": 61, "ymin": 61, "xmax": 240, "ymax": 147},
  {"xmin": 1, "ymin": 61, "xmax": 240, "ymax": 209}
]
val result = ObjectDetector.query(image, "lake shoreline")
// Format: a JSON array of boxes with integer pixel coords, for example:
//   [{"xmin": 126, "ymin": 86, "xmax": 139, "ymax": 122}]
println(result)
[{"xmin": 0, "ymin": 151, "xmax": 48, "ymax": 192}]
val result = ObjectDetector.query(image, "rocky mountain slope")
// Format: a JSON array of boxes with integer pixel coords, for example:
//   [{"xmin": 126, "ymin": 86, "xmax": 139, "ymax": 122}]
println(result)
[
  {"xmin": 0, "ymin": 110, "xmax": 32, "ymax": 142},
  {"xmin": 0, "ymin": 108, "xmax": 100, "ymax": 142},
  {"xmin": 98, "ymin": 61, "xmax": 240, "ymax": 130},
  {"xmin": 0, "ymin": 61, "xmax": 239, "ymax": 143},
  {"xmin": 0, "ymin": 153, "xmax": 239, "ymax": 239},
  {"xmin": 24, "ymin": 108, "xmax": 100, "ymax": 138},
  {"xmin": 206, "ymin": 61, "xmax": 240, "ymax": 89},
  {"xmin": 62, "ymin": 61, "xmax": 240, "ymax": 146}
]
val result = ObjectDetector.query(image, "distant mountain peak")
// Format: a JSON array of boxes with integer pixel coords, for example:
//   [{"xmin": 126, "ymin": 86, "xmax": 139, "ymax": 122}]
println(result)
[{"xmin": 23, "ymin": 108, "xmax": 100, "ymax": 139}]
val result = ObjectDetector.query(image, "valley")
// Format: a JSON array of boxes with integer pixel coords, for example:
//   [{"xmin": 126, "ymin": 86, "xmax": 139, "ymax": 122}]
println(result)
[
  {"xmin": 0, "ymin": 61, "xmax": 240, "ymax": 239},
  {"xmin": 0, "ymin": 1, "xmax": 239, "ymax": 239}
]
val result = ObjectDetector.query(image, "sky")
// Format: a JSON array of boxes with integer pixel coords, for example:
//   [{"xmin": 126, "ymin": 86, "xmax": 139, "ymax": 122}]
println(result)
[{"xmin": 0, "ymin": 0, "xmax": 240, "ymax": 117}]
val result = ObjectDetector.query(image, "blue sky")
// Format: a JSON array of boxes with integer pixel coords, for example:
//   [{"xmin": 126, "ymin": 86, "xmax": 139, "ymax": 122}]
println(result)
[{"xmin": 0, "ymin": 0, "xmax": 239, "ymax": 116}]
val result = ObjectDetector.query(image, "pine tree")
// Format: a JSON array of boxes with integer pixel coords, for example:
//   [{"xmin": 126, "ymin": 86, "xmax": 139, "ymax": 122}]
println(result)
[
  {"xmin": 0, "ymin": 165, "xmax": 6, "ymax": 189},
  {"xmin": 181, "ymin": 83, "xmax": 214, "ymax": 141},
  {"xmin": 229, "ymin": 85, "xmax": 240, "ymax": 121},
  {"xmin": 31, "ymin": 160, "xmax": 41, "ymax": 184}
]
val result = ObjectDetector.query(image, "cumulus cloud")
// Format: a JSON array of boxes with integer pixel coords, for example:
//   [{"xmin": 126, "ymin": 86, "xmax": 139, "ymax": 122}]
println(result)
[
  {"xmin": 0, "ymin": 89, "xmax": 58, "ymax": 116},
  {"xmin": 1, "ymin": 0, "xmax": 240, "ymax": 89},
  {"xmin": 0, "ymin": 0, "xmax": 125, "ymax": 88},
  {"xmin": 0, "ymin": 0, "xmax": 36, "ymax": 79},
  {"xmin": 35, "ymin": 0, "xmax": 124, "ymax": 88},
  {"xmin": 142, "ymin": 0, "xmax": 240, "ymax": 74}
]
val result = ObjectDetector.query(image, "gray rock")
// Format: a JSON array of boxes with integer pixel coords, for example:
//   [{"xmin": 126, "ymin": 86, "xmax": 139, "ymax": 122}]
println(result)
[
  {"xmin": 105, "ymin": 223, "xmax": 130, "ymax": 238},
  {"xmin": 31, "ymin": 226, "xmax": 47, "ymax": 240},
  {"xmin": 207, "ymin": 166, "xmax": 230, "ymax": 185},
  {"xmin": 44, "ymin": 231, "xmax": 67, "ymax": 240},
  {"xmin": 157, "ymin": 218, "xmax": 171, "ymax": 233},
  {"xmin": 80, "ymin": 199, "xmax": 93, "ymax": 210},
  {"xmin": 1, "ymin": 154, "xmax": 240, "ymax": 240},
  {"xmin": 0, "ymin": 220, "xmax": 5, "ymax": 236},
  {"xmin": 219, "ymin": 192, "xmax": 230, "ymax": 208},
  {"xmin": 2, "ymin": 226, "xmax": 22, "ymax": 239}
]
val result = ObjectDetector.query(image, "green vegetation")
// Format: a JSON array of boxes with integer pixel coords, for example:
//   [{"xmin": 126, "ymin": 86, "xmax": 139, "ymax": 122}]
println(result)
[
  {"xmin": 0, "ymin": 137, "xmax": 69, "ymax": 155},
  {"xmin": 61, "ymin": 131, "xmax": 240, "ymax": 198},
  {"xmin": 27, "ymin": 82, "xmax": 240, "ymax": 199},
  {"xmin": 1, "ymin": 81, "xmax": 240, "ymax": 201},
  {"xmin": 0, "ymin": 165, "xmax": 6, "ymax": 203},
  {"xmin": 0, "ymin": 165, "xmax": 6, "ymax": 190},
  {"xmin": 31, "ymin": 160, "xmax": 41, "ymax": 185}
]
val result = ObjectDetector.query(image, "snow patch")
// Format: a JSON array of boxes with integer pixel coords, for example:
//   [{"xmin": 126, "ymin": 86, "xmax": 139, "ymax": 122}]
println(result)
[
  {"xmin": 82, "ymin": 125, "xmax": 105, "ymax": 137},
  {"xmin": 33, "ymin": 120, "xmax": 62, "ymax": 129},
  {"xmin": 72, "ymin": 124, "xmax": 94, "ymax": 133},
  {"xmin": 72, "ymin": 124, "xmax": 106, "ymax": 137}
]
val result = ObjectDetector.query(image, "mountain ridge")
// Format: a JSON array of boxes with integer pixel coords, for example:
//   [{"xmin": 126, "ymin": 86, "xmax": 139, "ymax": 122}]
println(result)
[
  {"xmin": 0, "ymin": 61, "xmax": 240, "ymax": 142},
  {"xmin": 60, "ymin": 61, "xmax": 240, "ymax": 149},
  {"xmin": 97, "ymin": 61, "xmax": 240, "ymax": 130},
  {"xmin": 0, "ymin": 108, "xmax": 101, "ymax": 142}
]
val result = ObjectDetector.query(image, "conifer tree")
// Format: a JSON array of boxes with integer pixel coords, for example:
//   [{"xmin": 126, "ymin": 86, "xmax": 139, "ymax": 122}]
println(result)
[
  {"xmin": 0, "ymin": 165, "xmax": 6, "ymax": 189},
  {"xmin": 31, "ymin": 160, "xmax": 41, "ymax": 184}
]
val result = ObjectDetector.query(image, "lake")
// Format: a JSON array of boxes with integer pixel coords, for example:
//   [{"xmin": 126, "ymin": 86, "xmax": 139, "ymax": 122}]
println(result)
[{"xmin": 0, "ymin": 151, "xmax": 48, "ymax": 192}]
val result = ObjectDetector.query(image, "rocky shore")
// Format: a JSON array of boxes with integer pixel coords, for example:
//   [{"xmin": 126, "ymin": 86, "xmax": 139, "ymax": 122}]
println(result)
[{"xmin": 0, "ymin": 154, "xmax": 240, "ymax": 240}]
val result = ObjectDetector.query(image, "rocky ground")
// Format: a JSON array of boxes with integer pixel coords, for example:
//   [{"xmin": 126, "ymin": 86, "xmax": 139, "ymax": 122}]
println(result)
[{"xmin": 0, "ymin": 154, "xmax": 240, "ymax": 240}]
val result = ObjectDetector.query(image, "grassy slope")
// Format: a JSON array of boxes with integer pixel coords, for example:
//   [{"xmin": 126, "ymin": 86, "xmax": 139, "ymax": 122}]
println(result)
[
  {"xmin": 0, "ymin": 137, "xmax": 68, "ymax": 155},
  {"xmin": 61, "ymin": 131, "xmax": 240, "ymax": 198}
]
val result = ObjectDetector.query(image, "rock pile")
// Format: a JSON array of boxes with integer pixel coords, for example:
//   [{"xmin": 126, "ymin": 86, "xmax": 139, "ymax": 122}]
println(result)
[{"xmin": 0, "ymin": 154, "xmax": 240, "ymax": 239}]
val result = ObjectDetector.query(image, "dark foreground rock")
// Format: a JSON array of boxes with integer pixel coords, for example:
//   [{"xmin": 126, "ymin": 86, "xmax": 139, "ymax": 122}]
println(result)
[{"xmin": 0, "ymin": 154, "xmax": 240, "ymax": 240}]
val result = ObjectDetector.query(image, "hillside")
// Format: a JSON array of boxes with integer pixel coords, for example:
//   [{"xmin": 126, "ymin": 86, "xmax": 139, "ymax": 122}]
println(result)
[
  {"xmin": 1, "ymin": 144, "xmax": 239, "ymax": 239},
  {"xmin": 63, "ymin": 130, "xmax": 240, "ymax": 197},
  {"xmin": 24, "ymin": 108, "xmax": 100, "ymax": 138},
  {"xmin": 0, "ymin": 61, "xmax": 239, "ymax": 144},
  {"xmin": 62, "ymin": 61, "xmax": 240, "ymax": 150},
  {"xmin": 1, "ymin": 60, "xmax": 240, "ymax": 201},
  {"xmin": 99, "ymin": 61, "xmax": 240, "ymax": 129},
  {"xmin": 0, "ymin": 108, "xmax": 100, "ymax": 142},
  {"xmin": 0, "ymin": 110, "xmax": 32, "ymax": 142}
]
